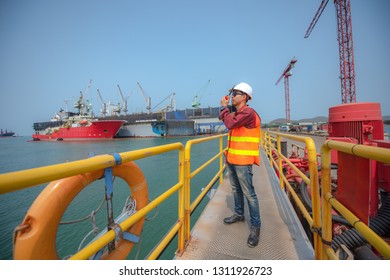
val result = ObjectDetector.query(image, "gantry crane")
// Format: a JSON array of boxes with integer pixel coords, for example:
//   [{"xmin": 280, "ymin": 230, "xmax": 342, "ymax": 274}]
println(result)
[
  {"xmin": 275, "ymin": 58, "xmax": 298, "ymax": 124},
  {"xmin": 136, "ymin": 81, "xmax": 151, "ymax": 114},
  {"xmin": 305, "ymin": 0, "xmax": 356, "ymax": 104}
]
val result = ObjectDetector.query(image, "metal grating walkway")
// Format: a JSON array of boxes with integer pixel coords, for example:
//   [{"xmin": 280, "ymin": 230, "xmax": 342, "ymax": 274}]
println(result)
[{"xmin": 175, "ymin": 149, "xmax": 314, "ymax": 260}]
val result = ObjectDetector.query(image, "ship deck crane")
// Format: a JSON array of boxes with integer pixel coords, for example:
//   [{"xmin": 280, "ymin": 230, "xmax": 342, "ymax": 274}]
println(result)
[
  {"xmin": 275, "ymin": 58, "xmax": 298, "ymax": 124},
  {"xmin": 305, "ymin": 0, "xmax": 356, "ymax": 103},
  {"xmin": 74, "ymin": 79, "xmax": 92, "ymax": 115},
  {"xmin": 152, "ymin": 92, "xmax": 176, "ymax": 113},
  {"xmin": 192, "ymin": 80, "xmax": 210, "ymax": 108},
  {"xmin": 117, "ymin": 84, "xmax": 129, "ymax": 115},
  {"xmin": 96, "ymin": 89, "xmax": 107, "ymax": 117},
  {"xmin": 136, "ymin": 81, "xmax": 151, "ymax": 114}
]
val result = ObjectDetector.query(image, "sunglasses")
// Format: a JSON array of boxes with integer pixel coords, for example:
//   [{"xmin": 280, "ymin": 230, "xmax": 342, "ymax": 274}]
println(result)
[{"xmin": 231, "ymin": 91, "xmax": 246, "ymax": 97}]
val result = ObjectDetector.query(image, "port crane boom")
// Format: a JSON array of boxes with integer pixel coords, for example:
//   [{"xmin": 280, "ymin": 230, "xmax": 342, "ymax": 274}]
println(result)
[
  {"xmin": 152, "ymin": 92, "xmax": 176, "ymax": 112},
  {"xmin": 192, "ymin": 80, "xmax": 210, "ymax": 108},
  {"xmin": 304, "ymin": 0, "xmax": 329, "ymax": 38},
  {"xmin": 305, "ymin": 0, "xmax": 356, "ymax": 104},
  {"xmin": 117, "ymin": 84, "xmax": 129, "ymax": 115},
  {"xmin": 96, "ymin": 89, "xmax": 107, "ymax": 117},
  {"xmin": 136, "ymin": 81, "xmax": 151, "ymax": 114},
  {"xmin": 74, "ymin": 79, "xmax": 92, "ymax": 115},
  {"xmin": 275, "ymin": 58, "xmax": 297, "ymax": 124}
]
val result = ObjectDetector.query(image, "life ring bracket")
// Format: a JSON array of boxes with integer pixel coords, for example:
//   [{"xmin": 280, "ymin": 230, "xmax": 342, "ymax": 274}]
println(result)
[{"xmin": 13, "ymin": 161, "xmax": 148, "ymax": 260}]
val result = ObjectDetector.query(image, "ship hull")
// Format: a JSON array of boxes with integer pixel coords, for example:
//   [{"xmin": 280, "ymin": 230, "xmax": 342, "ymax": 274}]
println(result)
[
  {"xmin": 99, "ymin": 107, "xmax": 225, "ymax": 138},
  {"xmin": 194, "ymin": 117, "xmax": 226, "ymax": 134},
  {"xmin": 115, "ymin": 120, "xmax": 196, "ymax": 138},
  {"xmin": 32, "ymin": 120, "xmax": 125, "ymax": 141},
  {"xmin": 0, "ymin": 132, "xmax": 15, "ymax": 137},
  {"xmin": 116, "ymin": 122, "xmax": 163, "ymax": 138}
]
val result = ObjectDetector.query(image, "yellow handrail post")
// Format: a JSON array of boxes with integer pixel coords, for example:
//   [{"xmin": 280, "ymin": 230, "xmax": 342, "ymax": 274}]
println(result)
[
  {"xmin": 268, "ymin": 134, "xmax": 273, "ymax": 166},
  {"xmin": 262, "ymin": 132, "xmax": 267, "ymax": 154},
  {"xmin": 305, "ymin": 137, "xmax": 322, "ymax": 260},
  {"xmin": 184, "ymin": 142, "xmax": 192, "ymax": 245},
  {"xmin": 320, "ymin": 141, "xmax": 333, "ymax": 260},
  {"xmin": 219, "ymin": 135, "xmax": 224, "ymax": 184},
  {"xmin": 177, "ymin": 146, "xmax": 186, "ymax": 255},
  {"xmin": 277, "ymin": 135, "xmax": 284, "ymax": 190}
]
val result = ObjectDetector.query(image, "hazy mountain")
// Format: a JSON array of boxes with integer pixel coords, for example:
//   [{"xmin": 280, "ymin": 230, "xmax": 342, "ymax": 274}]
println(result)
[
  {"xmin": 269, "ymin": 116, "xmax": 328, "ymax": 124},
  {"xmin": 269, "ymin": 115, "xmax": 390, "ymax": 124}
]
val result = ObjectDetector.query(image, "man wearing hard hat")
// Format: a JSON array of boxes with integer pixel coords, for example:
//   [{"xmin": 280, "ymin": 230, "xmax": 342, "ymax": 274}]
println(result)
[{"xmin": 219, "ymin": 82, "xmax": 261, "ymax": 247}]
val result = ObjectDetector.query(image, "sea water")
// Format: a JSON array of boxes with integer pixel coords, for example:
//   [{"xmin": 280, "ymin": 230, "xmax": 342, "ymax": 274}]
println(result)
[{"xmin": 0, "ymin": 136, "xmax": 223, "ymax": 260}]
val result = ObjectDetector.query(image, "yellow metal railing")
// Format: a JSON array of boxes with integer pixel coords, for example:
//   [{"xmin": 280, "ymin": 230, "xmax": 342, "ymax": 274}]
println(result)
[
  {"xmin": 3, "ymin": 131, "xmax": 389, "ymax": 260},
  {"xmin": 0, "ymin": 143, "xmax": 183, "ymax": 195},
  {"xmin": 263, "ymin": 131, "xmax": 390, "ymax": 260},
  {"xmin": 262, "ymin": 131, "xmax": 322, "ymax": 259},
  {"xmin": 149, "ymin": 133, "xmax": 228, "ymax": 259},
  {"xmin": 0, "ymin": 135, "xmax": 227, "ymax": 260},
  {"xmin": 182, "ymin": 134, "xmax": 227, "ymax": 249},
  {"xmin": 321, "ymin": 140, "xmax": 390, "ymax": 260}
]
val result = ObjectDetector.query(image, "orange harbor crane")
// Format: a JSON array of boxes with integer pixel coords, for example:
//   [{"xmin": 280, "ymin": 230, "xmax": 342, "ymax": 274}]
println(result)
[
  {"xmin": 305, "ymin": 0, "xmax": 356, "ymax": 103},
  {"xmin": 275, "ymin": 57, "xmax": 298, "ymax": 124}
]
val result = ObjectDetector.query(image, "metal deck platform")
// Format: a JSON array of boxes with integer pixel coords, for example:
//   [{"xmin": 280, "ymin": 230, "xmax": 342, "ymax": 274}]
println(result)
[{"xmin": 175, "ymin": 149, "xmax": 314, "ymax": 260}]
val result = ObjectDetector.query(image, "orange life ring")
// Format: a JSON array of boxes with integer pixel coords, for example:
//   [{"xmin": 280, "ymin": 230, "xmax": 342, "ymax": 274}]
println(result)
[{"xmin": 13, "ymin": 161, "xmax": 148, "ymax": 260}]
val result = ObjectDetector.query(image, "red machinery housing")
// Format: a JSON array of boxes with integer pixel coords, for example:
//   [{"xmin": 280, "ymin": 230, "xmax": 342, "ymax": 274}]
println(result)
[
  {"xmin": 328, "ymin": 102, "xmax": 389, "ymax": 224},
  {"xmin": 272, "ymin": 101, "xmax": 389, "ymax": 259},
  {"xmin": 328, "ymin": 102, "xmax": 384, "ymax": 145}
]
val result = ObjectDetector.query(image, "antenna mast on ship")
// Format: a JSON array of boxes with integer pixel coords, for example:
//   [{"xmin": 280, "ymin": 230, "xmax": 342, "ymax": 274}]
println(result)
[
  {"xmin": 83, "ymin": 79, "xmax": 93, "ymax": 116},
  {"xmin": 64, "ymin": 100, "xmax": 69, "ymax": 112}
]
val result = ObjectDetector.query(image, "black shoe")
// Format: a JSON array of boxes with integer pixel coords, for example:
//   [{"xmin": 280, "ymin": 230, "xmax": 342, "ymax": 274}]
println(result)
[
  {"xmin": 223, "ymin": 214, "xmax": 245, "ymax": 224},
  {"xmin": 247, "ymin": 225, "xmax": 260, "ymax": 247}
]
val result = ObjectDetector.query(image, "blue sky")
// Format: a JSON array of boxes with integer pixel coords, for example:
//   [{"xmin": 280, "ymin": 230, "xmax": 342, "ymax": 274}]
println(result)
[{"xmin": 1, "ymin": 0, "xmax": 389, "ymax": 136}]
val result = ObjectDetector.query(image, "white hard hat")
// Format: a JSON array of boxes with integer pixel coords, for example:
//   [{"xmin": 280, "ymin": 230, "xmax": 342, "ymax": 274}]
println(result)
[{"xmin": 233, "ymin": 82, "xmax": 253, "ymax": 99}]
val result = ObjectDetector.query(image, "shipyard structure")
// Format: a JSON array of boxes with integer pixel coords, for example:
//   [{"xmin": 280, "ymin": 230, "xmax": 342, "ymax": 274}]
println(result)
[
  {"xmin": 32, "ymin": 80, "xmax": 226, "ymax": 139},
  {"xmin": 102, "ymin": 107, "xmax": 226, "ymax": 138}
]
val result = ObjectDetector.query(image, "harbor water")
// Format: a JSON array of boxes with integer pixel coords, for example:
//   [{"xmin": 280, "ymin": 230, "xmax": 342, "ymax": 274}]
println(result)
[{"xmin": 0, "ymin": 136, "xmax": 224, "ymax": 260}]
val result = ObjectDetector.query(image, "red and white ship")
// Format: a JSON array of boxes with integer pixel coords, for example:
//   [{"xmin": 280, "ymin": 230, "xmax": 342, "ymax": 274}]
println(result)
[
  {"xmin": 32, "ymin": 117, "xmax": 126, "ymax": 141},
  {"xmin": 32, "ymin": 93, "xmax": 126, "ymax": 141}
]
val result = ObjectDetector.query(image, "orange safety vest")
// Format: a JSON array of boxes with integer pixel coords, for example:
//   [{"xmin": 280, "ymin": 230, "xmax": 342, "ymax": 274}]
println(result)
[{"xmin": 225, "ymin": 109, "xmax": 261, "ymax": 165}]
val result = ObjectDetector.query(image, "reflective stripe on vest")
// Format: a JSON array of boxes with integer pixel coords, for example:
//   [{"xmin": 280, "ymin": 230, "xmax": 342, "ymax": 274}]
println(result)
[
  {"xmin": 228, "ymin": 136, "xmax": 260, "ymax": 143},
  {"xmin": 226, "ymin": 147, "xmax": 259, "ymax": 156}
]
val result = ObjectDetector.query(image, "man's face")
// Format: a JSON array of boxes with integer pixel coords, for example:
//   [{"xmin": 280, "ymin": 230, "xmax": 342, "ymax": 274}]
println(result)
[{"xmin": 231, "ymin": 91, "xmax": 247, "ymax": 106}]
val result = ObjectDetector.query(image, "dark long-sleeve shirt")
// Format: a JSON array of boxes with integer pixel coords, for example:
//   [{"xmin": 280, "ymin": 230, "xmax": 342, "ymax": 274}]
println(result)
[{"xmin": 219, "ymin": 106, "xmax": 260, "ymax": 130}]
